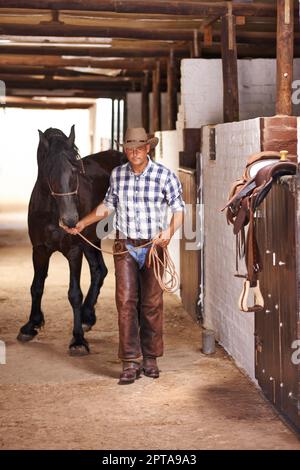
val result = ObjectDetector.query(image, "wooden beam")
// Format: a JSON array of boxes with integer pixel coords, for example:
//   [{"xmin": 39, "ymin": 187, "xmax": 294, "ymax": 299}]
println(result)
[
  {"xmin": 152, "ymin": 61, "xmax": 161, "ymax": 132},
  {"xmin": 192, "ymin": 29, "xmax": 201, "ymax": 58},
  {"xmin": 0, "ymin": 54, "xmax": 166, "ymax": 70},
  {"xmin": 0, "ymin": 73, "xmax": 144, "ymax": 83},
  {"xmin": 0, "ymin": 45, "xmax": 189, "ymax": 58},
  {"xmin": 1, "ymin": 96, "xmax": 95, "ymax": 109},
  {"xmin": 2, "ymin": 24, "xmax": 299, "ymax": 44},
  {"xmin": 167, "ymin": 49, "xmax": 177, "ymax": 130},
  {"xmin": 6, "ymin": 88, "xmax": 127, "ymax": 98},
  {"xmin": 0, "ymin": 1, "xmax": 282, "ymax": 18},
  {"xmin": 0, "ymin": 65, "xmax": 146, "ymax": 78},
  {"xmin": 0, "ymin": 24, "xmax": 195, "ymax": 40},
  {"xmin": 141, "ymin": 71, "xmax": 150, "ymax": 133},
  {"xmin": 276, "ymin": 0, "xmax": 294, "ymax": 115},
  {"xmin": 221, "ymin": 9, "xmax": 239, "ymax": 122},
  {"xmin": 2, "ymin": 78, "xmax": 140, "ymax": 90}
]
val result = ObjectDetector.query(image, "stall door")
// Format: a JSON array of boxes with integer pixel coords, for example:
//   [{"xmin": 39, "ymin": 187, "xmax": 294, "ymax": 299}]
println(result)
[
  {"xmin": 255, "ymin": 177, "xmax": 300, "ymax": 430},
  {"xmin": 178, "ymin": 168, "xmax": 201, "ymax": 322}
]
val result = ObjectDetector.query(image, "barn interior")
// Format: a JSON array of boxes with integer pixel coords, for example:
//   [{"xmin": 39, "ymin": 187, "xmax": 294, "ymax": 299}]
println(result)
[{"xmin": 1, "ymin": 0, "xmax": 300, "ymax": 450}]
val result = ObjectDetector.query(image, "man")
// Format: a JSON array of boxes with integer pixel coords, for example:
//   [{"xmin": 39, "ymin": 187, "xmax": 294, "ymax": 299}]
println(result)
[{"xmin": 63, "ymin": 128, "xmax": 185, "ymax": 384}]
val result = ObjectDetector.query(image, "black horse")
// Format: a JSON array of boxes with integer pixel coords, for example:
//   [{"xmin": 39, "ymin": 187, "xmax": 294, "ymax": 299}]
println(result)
[{"xmin": 17, "ymin": 125, "xmax": 124, "ymax": 355}]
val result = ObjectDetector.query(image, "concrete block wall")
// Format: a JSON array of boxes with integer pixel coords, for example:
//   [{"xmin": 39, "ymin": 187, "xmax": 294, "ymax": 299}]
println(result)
[
  {"xmin": 181, "ymin": 59, "xmax": 223, "ymax": 128},
  {"xmin": 154, "ymin": 130, "xmax": 181, "ymax": 299},
  {"xmin": 202, "ymin": 118, "xmax": 262, "ymax": 380},
  {"xmin": 181, "ymin": 59, "xmax": 300, "ymax": 128}
]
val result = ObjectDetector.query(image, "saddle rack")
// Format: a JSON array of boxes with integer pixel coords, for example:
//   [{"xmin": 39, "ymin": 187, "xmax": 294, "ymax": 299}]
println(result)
[{"xmin": 222, "ymin": 150, "xmax": 297, "ymax": 313}]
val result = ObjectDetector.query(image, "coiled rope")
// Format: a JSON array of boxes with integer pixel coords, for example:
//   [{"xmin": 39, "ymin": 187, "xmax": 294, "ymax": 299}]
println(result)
[{"xmin": 76, "ymin": 231, "xmax": 179, "ymax": 293}]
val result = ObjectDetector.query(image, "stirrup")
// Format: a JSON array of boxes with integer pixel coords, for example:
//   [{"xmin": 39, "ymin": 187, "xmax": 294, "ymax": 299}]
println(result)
[{"xmin": 238, "ymin": 280, "xmax": 264, "ymax": 312}]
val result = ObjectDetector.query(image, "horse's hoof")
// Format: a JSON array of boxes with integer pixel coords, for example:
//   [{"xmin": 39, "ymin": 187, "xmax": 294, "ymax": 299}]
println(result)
[
  {"xmin": 69, "ymin": 345, "xmax": 90, "ymax": 356},
  {"xmin": 82, "ymin": 323, "xmax": 92, "ymax": 333},
  {"xmin": 17, "ymin": 332, "xmax": 35, "ymax": 343}
]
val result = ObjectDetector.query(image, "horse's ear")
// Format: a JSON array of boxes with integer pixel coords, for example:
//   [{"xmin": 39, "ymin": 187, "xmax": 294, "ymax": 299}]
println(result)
[
  {"xmin": 67, "ymin": 124, "xmax": 75, "ymax": 148},
  {"xmin": 38, "ymin": 130, "xmax": 49, "ymax": 152}
]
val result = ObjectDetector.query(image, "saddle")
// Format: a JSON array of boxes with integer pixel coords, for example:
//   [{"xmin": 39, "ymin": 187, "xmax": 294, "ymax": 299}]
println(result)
[{"xmin": 222, "ymin": 150, "xmax": 297, "ymax": 312}]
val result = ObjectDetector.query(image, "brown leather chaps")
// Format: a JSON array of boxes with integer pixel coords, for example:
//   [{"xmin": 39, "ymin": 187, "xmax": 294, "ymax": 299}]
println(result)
[{"xmin": 113, "ymin": 238, "xmax": 164, "ymax": 361}]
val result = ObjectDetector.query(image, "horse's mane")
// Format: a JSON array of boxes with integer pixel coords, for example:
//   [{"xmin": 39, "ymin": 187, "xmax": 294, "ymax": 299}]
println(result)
[{"xmin": 44, "ymin": 127, "xmax": 80, "ymax": 155}]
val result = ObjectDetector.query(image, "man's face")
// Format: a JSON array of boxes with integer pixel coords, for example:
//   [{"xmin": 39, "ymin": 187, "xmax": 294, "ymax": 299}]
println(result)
[{"xmin": 125, "ymin": 144, "xmax": 150, "ymax": 166}]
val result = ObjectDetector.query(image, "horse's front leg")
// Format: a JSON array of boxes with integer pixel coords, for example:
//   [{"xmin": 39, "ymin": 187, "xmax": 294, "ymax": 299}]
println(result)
[
  {"xmin": 66, "ymin": 248, "xmax": 89, "ymax": 355},
  {"xmin": 17, "ymin": 245, "xmax": 52, "ymax": 342},
  {"xmin": 81, "ymin": 244, "xmax": 108, "ymax": 332}
]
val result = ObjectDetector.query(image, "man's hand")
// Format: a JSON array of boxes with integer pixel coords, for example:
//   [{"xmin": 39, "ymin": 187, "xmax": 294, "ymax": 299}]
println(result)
[
  {"xmin": 60, "ymin": 220, "xmax": 85, "ymax": 235},
  {"xmin": 153, "ymin": 229, "xmax": 172, "ymax": 248}
]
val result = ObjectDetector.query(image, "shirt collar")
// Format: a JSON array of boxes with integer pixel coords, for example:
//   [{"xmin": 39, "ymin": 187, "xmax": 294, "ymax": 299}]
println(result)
[{"xmin": 127, "ymin": 155, "xmax": 153, "ymax": 177}]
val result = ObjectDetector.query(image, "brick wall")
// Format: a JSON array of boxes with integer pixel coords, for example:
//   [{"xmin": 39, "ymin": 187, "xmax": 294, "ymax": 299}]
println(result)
[
  {"xmin": 154, "ymin": 130, "xmax": 181, "ymax": 299},
  {"xmin": 202, "ymin": 118, "xmax": 262, "ymax": 380}
]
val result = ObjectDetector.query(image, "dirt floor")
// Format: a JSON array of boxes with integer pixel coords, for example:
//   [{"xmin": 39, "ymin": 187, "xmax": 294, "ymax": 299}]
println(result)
[{"xmin": 0, "ymin": 225, "xmax": 300, "ymax": 450}]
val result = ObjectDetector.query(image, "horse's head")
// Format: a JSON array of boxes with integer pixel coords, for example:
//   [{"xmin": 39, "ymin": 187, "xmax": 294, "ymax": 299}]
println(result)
[{"xmin": 38, "ymin": 125, "xmax": 83, "ymax": 228}]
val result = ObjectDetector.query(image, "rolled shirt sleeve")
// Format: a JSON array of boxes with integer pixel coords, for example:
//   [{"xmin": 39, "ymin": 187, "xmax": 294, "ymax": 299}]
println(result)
[
  {"xmin": 163, "ymin": 172, "xmax": 185, "ymax": 213},
  {"xmin": 103, "ymin": 170, "xmax": 118, "ymax": 211}
]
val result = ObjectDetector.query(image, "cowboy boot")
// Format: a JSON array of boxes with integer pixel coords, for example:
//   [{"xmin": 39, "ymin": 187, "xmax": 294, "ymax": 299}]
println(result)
[
  {"xmin": 142, "ymin": 357, "xmax": 160, "ymax": 379},
  {"xmin": 118, "ymin": 361, "xmax": 141, "ymax": 385}
]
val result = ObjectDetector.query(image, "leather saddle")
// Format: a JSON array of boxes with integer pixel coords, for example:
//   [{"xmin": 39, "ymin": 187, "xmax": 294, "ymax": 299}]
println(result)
[{"xmin": 222, "ymin": 150, "xmax": 297, "ymax": 312}]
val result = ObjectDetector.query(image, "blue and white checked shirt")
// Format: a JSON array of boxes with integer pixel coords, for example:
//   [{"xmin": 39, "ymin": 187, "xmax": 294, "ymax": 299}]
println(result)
[{"xmin": 103, "ymin": 156, "xmax": 185, "ymax": 239}]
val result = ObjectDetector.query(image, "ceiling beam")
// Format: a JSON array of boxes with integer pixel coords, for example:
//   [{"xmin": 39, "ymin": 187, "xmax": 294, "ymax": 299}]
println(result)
[
  {"xmin": 0, "ymin": 1, "xmax": 284, "ymax": 18},
  {"xmin": 0, "ymin": 73, "xmax": 147, "ymax": 83},
  {"xmin": 6, "ymin": 88, "xmax": 128, "ymax": 98},
  {"xmin": 0, "ymin": 24, "xmax": 195, "ymax": 40},
  {"xmin": 0, "ymin": 65, "xmax": 151, "ymax": 77},
  {"xmin": 1, "ymin": 23, "xmax": 298, "ymax": 43},
  {"xmin": 1, "ymin": 96, "xmax": 95, "ymax": 109},
  {"xmin": 0, "ymin": 54, "xmax": 167, "ymax": 69},
  {"xmin": 0, "ymin": 45, "xmax": 189, "ymax": 58}
]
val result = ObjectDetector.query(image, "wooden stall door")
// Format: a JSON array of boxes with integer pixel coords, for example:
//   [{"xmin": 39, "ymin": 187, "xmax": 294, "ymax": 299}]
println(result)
[
  {"xmin": 255, "ymin": 177, "xmax": 300, "ymax": 430},
  {"xmin": 178, "ymin": 168, "xmax": 201, "ymax": 322}
]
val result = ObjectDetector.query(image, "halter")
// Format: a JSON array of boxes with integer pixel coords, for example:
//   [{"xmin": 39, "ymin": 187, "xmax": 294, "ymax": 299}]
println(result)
[
  {"xmin": 47, "ymin": 156, "xmax": 85, "ymax": 197},
  {"xmin": 48, "ymin": 174, "xmax": 79, "ymax": 197}
]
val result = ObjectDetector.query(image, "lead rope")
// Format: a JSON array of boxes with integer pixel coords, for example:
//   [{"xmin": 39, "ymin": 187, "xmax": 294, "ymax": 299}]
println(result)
[{"xmin": 76, "ymin": 231, "xmax": 179, "ymax": 294}]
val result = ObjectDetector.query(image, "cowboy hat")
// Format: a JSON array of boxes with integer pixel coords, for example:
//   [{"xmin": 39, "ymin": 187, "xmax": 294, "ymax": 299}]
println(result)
[{"xmin": 121, "ymin": 127, "xmax": 159, "ymax": 150}]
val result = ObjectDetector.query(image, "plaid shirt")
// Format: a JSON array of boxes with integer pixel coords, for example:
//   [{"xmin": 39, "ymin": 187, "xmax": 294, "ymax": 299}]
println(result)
[{"xmin": 103, "ymin": 156, "xmax": 185, "ymax": 239}]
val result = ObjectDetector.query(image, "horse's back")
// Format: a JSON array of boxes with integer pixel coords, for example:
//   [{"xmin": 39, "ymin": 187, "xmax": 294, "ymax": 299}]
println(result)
[{"xmin": 83, "ymin": 149, "xmax": 125, "ymax": 176}]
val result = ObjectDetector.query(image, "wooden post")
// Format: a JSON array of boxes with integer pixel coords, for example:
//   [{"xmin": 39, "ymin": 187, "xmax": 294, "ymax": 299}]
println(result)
[
  {"xmin": 152, "ymin": 60, "xmax": 161, "ymax": 132},
  {"xmin": 221, "ymin": 6, "xmax": 239, "ymax": 122},
  {"xmin": 276, "ymin": 0, "xmax": 294, "ymax": 115},
  {"xmin": 167, "ymin": 49, "xmax": 177, "ymax": 130},
  {"xmin": 141, "ymin": 70, "xmax": 150, "ymax": 132}
]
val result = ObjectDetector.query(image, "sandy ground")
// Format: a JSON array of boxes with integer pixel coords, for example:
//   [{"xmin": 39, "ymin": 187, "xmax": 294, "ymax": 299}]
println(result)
[{"xmin": 0, "ymin": 228, "xmax": 300, "ymax": 450}]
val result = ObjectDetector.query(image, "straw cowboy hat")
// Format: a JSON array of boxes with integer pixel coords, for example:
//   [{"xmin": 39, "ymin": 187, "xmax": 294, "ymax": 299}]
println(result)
[{"xmin": 121, "ymin": 127, "xmax": 159, "ymax": 150}]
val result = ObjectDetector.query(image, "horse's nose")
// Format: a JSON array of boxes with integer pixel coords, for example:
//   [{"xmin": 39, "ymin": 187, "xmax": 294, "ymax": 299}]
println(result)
[{"xmin": 61, "ymin": 215, "xmax": 79, "ymax": 228}]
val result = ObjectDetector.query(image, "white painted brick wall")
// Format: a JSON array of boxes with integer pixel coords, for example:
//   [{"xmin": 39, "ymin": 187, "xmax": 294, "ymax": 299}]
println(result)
[
  {"xmin": 181, "ymin": 59, "xmax": 223, "ymax": 128},
  {"xmin": 154, "ymin": 130, "xmax": 181, "ymax": 299},
  {"xmin": 181, "ymin": 59, "xmax": 300, "ymax": 128},
  {"xmin": 202, "ymin": 118, "xmax": 262, "ymax": 380}
]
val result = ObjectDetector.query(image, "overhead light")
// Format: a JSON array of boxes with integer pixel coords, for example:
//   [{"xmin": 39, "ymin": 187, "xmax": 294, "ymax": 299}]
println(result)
[{"xmin": 0, "ymin": 39, "xmax": 11, "ymax": 44}]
